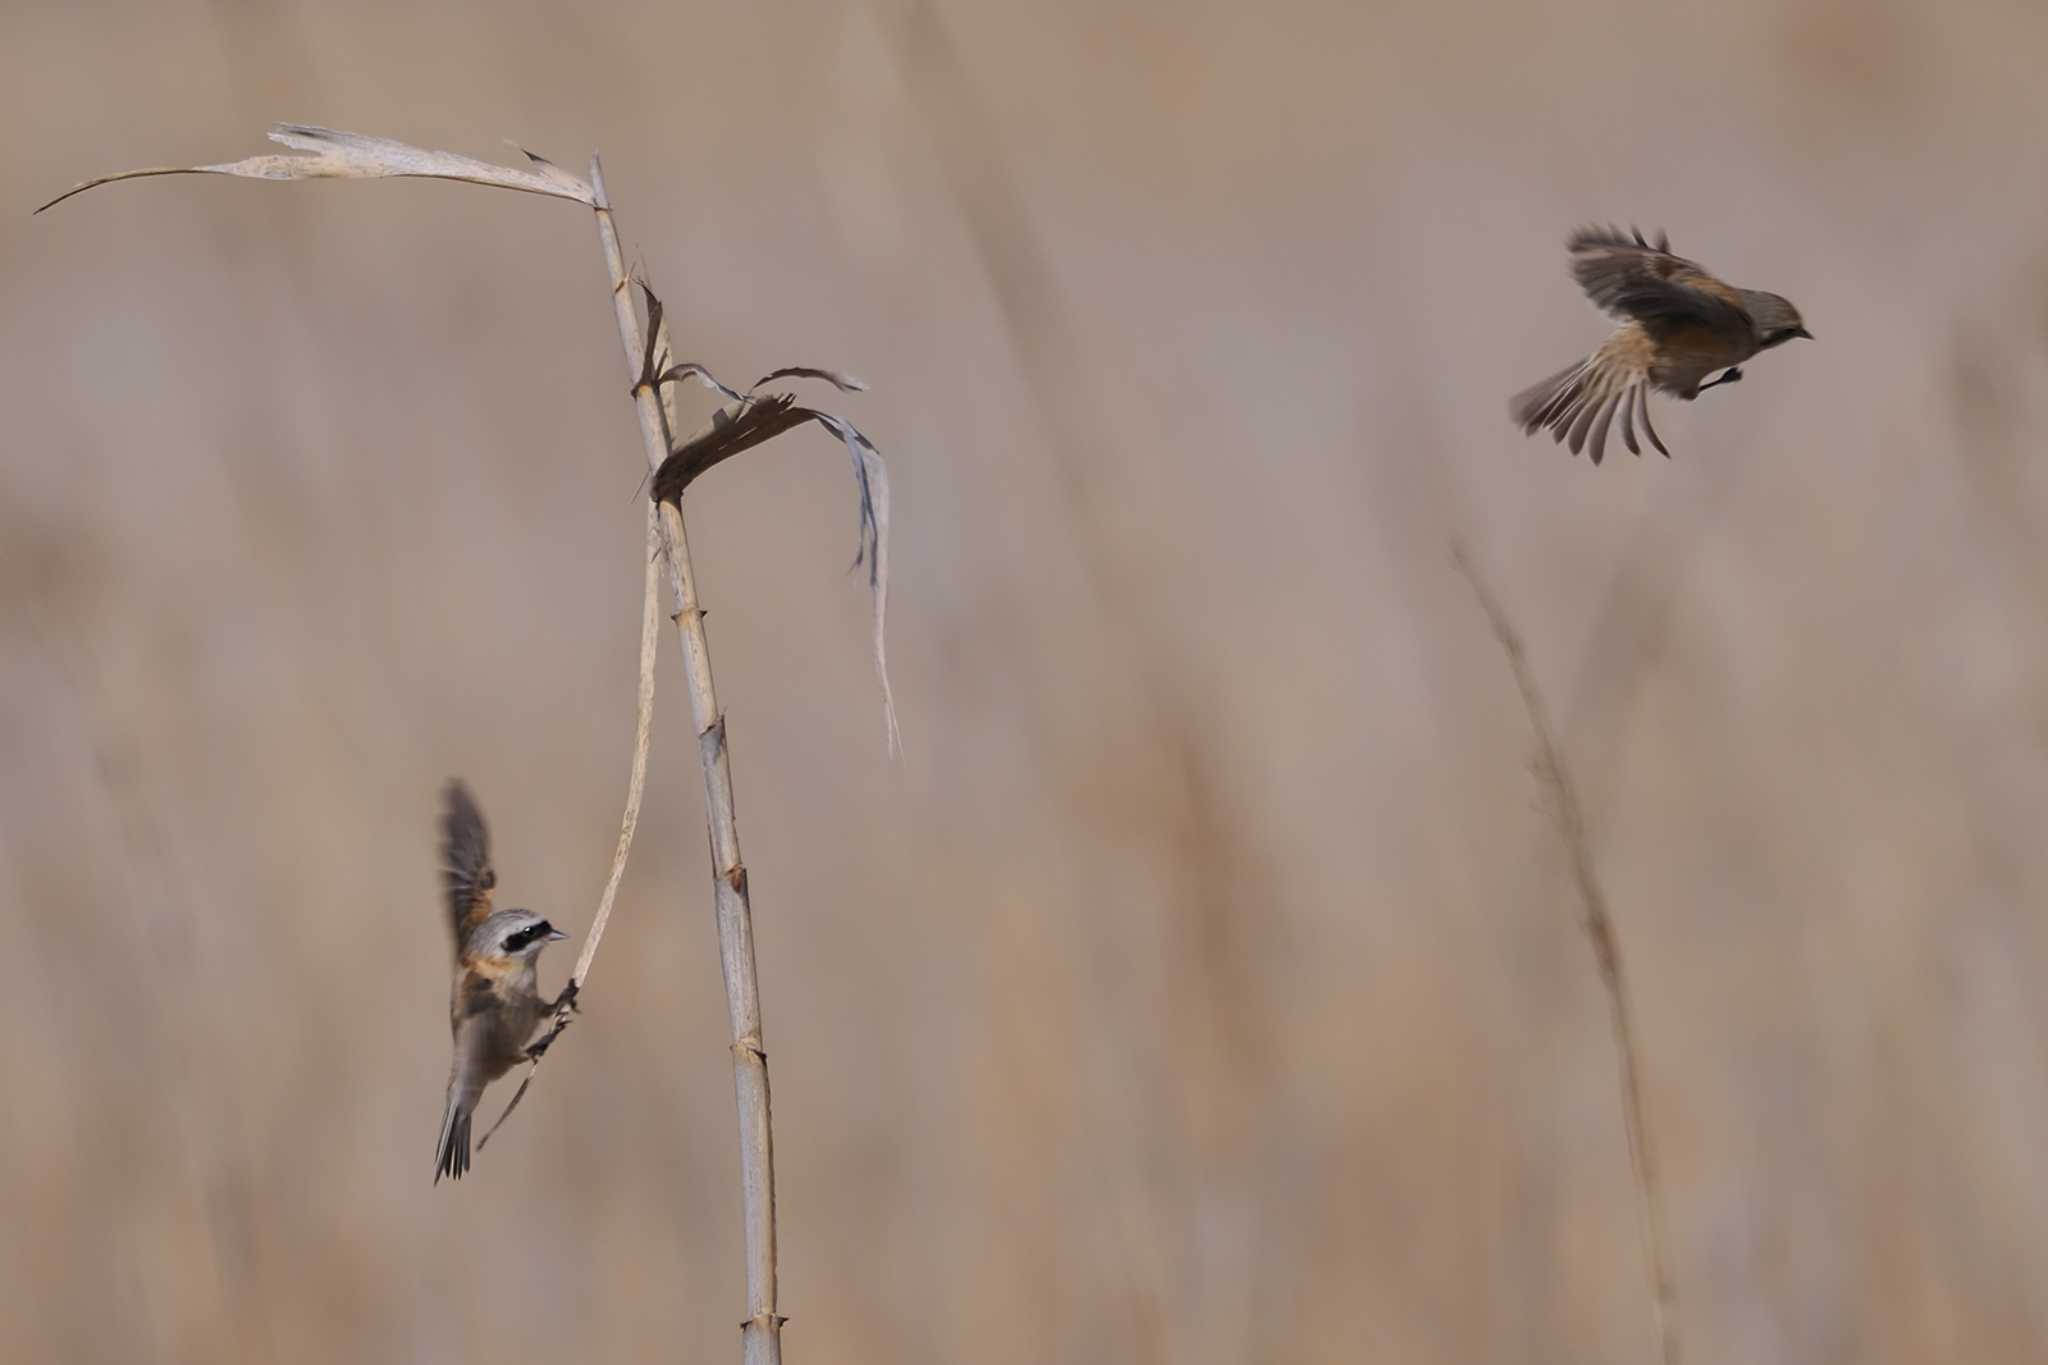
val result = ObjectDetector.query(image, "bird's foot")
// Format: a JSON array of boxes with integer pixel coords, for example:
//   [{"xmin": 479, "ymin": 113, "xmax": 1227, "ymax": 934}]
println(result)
[
  {"xmin": 552, "ymin": 979, "xmax": 581, "ymax": 1014},
  {"xmin": 524, "ymin": 1028, "xmax": 562, "ymax": 1061},
  {"xmin": 1698, "ymin": 366, "xmax": 1743, "ymax": 393}
]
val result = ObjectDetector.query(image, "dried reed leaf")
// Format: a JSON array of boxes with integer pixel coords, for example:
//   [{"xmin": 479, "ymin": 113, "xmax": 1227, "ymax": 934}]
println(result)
[
  {"xmin": 35, "ymin": 123, "xmax": 594, "ymax": 215},
  {"xmin": 655, "ymin": 364, "xmax": 747, "ymax": 405},
  {"xmin": 650, "ymin": 395, "xmax": 813, "ymax": 500},
  {"xmin": 807, "ymin": 410, "xmax": 899, "ymax": 757},
  {"xmin": 748, "ymin": 366, "xmax": 870, "ymax": 396},
  {"xmin": 634, "ymin": 281, "xmax": 748, "ymax": 406},
  {"xmin": 649, "ymin": 380, "xmax": 900, "ymax": 756},
  {"xmin": 504, "ymin": 141, "xmax": 598, "ymax": 201},
  {"xmin": 637, "ymin": 283, "xmax": 668, "ymax": 399}
]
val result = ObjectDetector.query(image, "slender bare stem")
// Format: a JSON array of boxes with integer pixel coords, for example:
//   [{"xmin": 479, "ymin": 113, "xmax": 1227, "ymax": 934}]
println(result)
[
  {"xmin": 477, "ymin": 502, "xmax": 663, "ymax": 1152},
  {"xmin": 590, "ymin": 156, "xmax": 782, "ymax": 1365},
  {"xmin": 570, "ymin": 500, "xmax": 665, "ymax": 991},
  {"xmin": 1454, "ymin": 547, "xmax": 1680, "ymax": 1365}
]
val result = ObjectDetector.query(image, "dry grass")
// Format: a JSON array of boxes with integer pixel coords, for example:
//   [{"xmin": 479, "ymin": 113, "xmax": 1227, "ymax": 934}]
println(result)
[{"xmin": 6, "ymin": 2, "xmax": 2048, "ymax": 1362}]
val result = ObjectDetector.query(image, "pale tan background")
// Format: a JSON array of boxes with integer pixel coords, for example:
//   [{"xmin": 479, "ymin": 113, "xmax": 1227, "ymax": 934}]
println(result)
[{"xmin": 5, "ymin": 1, "xmax": 2048, "ymax": 1361}]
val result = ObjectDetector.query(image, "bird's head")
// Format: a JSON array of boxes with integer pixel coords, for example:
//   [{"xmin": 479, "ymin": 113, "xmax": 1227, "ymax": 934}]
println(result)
[
  {"xmin": 464, "ymin": 909, "xmax": 567, "ymax": 970},
  {"xmin": 1741, "ymin": 290, "xmax": 1813, "ymax": 348}
]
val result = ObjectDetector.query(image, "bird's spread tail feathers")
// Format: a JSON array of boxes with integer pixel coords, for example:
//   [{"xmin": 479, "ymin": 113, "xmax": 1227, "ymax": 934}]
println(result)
[
  {"xmin": 434, "ymin": 1102, "xmax": 473, "ymax": 1184},
  {"xmin": 1509, "ymin": 358, "xmax": 1667, "ymax": 465}
]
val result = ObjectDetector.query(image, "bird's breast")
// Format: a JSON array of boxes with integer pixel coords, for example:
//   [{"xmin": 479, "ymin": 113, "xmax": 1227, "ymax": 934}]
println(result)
[
  {"xmin": 1648, "ymin": 321, "xmax": 1758, "ymax": 393},
  {"xmin": 1654, "ymin": 321, "xmax": 1758, "ymax": 370}
]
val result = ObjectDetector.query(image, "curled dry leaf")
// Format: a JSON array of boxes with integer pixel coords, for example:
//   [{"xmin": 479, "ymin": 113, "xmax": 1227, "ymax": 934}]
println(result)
[
  {"xmin": 748, "ymin": 367, "xmax": 870, "ymax": 396},
  {"xmin": 647, "ymin": 329, "xmax": 900, "ymax": 756},
  {"xmin": 35, "ymin": 123, "xmax": 595, "ymax": 215},
  {"xmin": 650, "ymin": 395, "xmax": 816, "ymax": 501},
  {"xmin": 808, "ymin": 409, "xmax": 899, "ymax": 758},
  {"xmin": 657, "ymin": 364, "xmax": 747, "ymax": 405},
  {"xmin": 633, "ymin": 281, "xmax": 748, "ymax": 405}
]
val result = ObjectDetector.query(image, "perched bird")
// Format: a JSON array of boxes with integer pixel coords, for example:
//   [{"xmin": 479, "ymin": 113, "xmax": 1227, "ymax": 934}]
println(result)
[
  {"xmin": 1510, "ymin": 226, "xmax": 1812, "ymax": 465},
  {"xmin": 433, "ymin": 779, "xmax": 576, "ymax": 1183}
]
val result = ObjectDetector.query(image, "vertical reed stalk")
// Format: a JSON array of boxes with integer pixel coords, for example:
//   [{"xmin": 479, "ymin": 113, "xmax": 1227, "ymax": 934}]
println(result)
[{"xmin": 589, "ymin": 158, "xmax": 781, "ymax": 1365}]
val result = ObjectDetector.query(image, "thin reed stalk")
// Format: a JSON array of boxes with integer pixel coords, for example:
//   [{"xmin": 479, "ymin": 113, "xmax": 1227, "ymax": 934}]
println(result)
[
  {"xmin": 478, "ymin": 501, "xmax": 663, "ymax": 1151},
  {"xmin": 1454, "ymin": 547, "xmax": 1680, "ymax": 1365},
  {"xmin": 589, "ymin": 158, "xmax": 783, "ymax": 1365}
]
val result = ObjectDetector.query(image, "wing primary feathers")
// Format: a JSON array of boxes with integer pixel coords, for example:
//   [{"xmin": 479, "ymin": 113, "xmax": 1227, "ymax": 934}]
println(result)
[
  {"xmin": 1618, "ymin": 382, "xmax": 1640, "ymax": 456},
  {"xmin": 1565, "ymin": 224, "xmax": 1745, "ymax": 331},
  {"xmin": 1619, "ymin": 224, "xmax": 1672, "ymax": 254},
  {"xmin": 440, "ymin": 780, "xmax": 496, "ymax": 947}
]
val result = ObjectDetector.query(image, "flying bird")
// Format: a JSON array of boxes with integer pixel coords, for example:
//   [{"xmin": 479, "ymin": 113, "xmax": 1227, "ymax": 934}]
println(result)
[
  {"xmin": 433, "ymin": 779, "xmax": 576, "ymax": 1183},
  {"xmin": 1510, "ymin": 226, "xmax": 1812, "ymax": 465}
]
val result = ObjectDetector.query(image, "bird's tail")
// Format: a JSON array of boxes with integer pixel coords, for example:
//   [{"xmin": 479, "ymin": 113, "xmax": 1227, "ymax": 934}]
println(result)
[
  {"xmin": 1509, "ymin": 357, "xmax": 1667, "ymax": 465},
  {"xmin": 434, "ymin": 1098, "xmax": 473, "ymax": 1184}
]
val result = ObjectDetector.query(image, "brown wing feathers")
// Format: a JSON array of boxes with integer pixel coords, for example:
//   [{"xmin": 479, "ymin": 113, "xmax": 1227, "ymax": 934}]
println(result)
[
  {"xmin": 1567, "ymin": 225, "xmax": 1750, "ymax": 331},
  {"xmin": 440, "ymin": 779, "xmax": 496, "ymax": 949}
]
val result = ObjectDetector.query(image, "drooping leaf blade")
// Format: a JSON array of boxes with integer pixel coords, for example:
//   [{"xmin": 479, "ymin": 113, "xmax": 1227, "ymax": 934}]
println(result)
[
  {"xmin": 651, "ymin": 396, "xmax": 900, "ymax": 756},
  {"xmin": 748, "ymin": 367, "xmax": 870, "ymax": 396},
  {"xmin": 36, "ymin": 123, "xmax": 595, "ymax": 215}
]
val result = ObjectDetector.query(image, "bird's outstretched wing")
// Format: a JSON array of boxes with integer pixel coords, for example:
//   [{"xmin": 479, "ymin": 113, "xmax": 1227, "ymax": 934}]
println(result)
[
  {"xmin": 1568, "ymin": 225, "xmax": 1751, "ymax": 333},
  {"xmin": 440, "ymin": 780, "xmax": 496, "ymax": 950}
]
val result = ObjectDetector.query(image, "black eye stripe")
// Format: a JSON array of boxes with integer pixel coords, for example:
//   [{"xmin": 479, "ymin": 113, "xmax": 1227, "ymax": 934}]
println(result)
[{"xmin": 499, "ymin": 920, "xmax": 556, "ymax": 953}]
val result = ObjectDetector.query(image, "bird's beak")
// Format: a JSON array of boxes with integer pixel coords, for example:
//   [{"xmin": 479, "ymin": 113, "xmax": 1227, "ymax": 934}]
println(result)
[
  {"xmin": 1793, "ymin": 326, "xmax": 1814, "ymax": 340},
  {"xmin": 547, "ymin": 928, "xmax": 569, "ymax": 942}
]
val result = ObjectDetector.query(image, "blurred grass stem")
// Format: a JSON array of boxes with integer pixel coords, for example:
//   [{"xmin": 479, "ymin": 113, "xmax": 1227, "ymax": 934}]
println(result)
[{"xmin": 1455, "ymin": 546, "xmax": 1679, "ymax": 1365}]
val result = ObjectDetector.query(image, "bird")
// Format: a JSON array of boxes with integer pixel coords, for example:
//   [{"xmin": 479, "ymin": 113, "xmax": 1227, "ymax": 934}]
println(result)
[
  {"xmin": 433, "ymin": 779, "xmax": 577, "ymax": 1183},
  {"xmin": 1509, "ymin": 225, "xmax": 1812, "ymax": 465}
]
